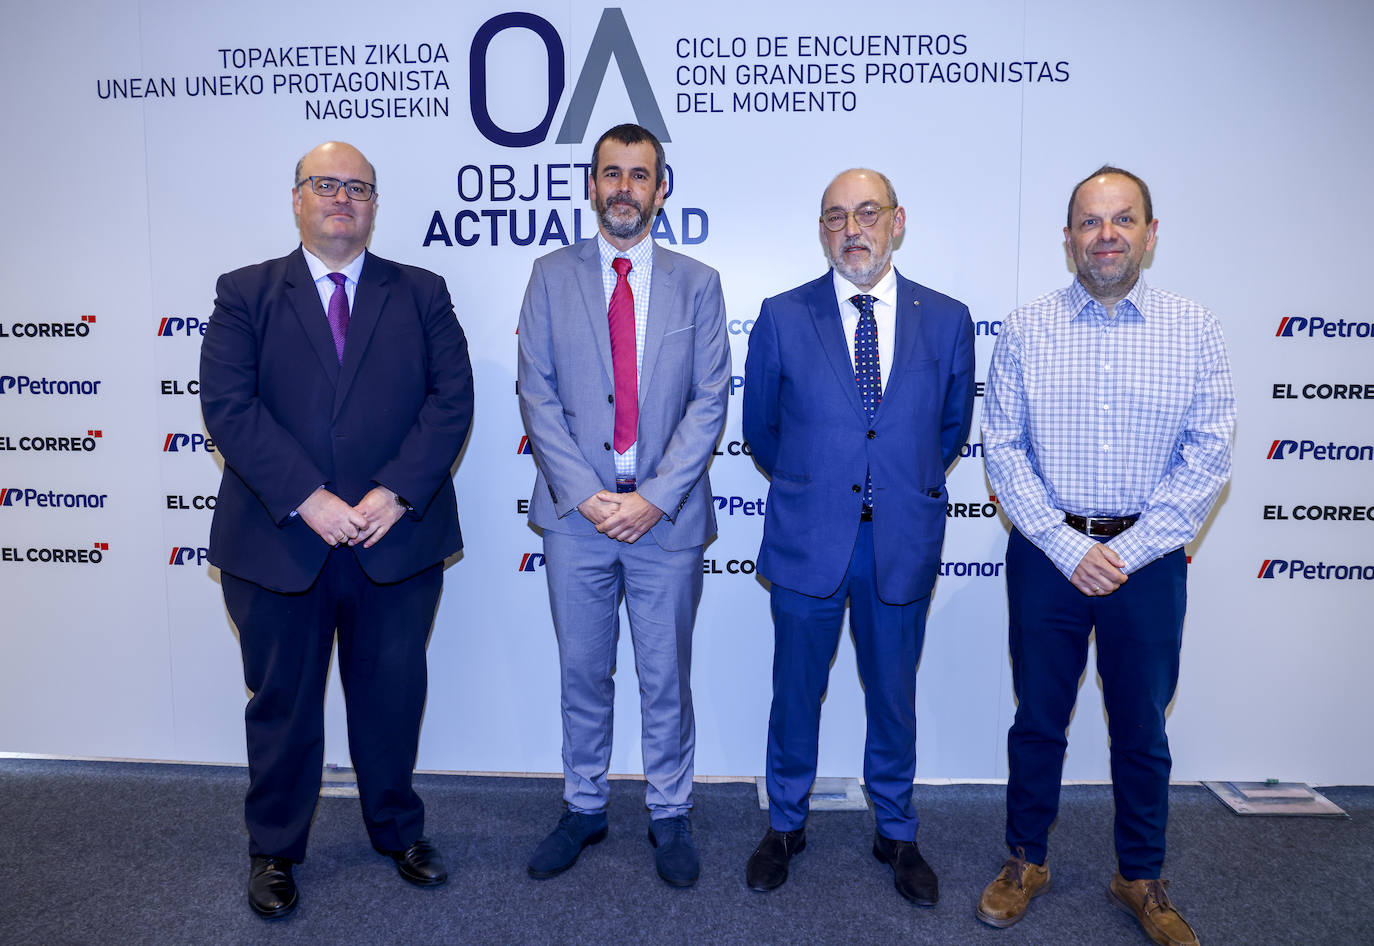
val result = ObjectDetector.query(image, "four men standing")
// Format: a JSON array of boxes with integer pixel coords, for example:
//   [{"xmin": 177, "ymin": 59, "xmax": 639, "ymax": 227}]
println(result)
[{"xmin": 205, "ymin": 136, "xmax": 1232, "ymax": 942}]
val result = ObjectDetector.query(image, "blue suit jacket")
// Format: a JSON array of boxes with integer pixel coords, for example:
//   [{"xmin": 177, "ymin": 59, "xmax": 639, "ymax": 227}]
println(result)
[
  {"xmin": 743, "ymin": 269, "xmax": 975, "ymax": 603},
  {"xmin": 200, "ymin": 247, "xmax": 474, "ymax": 592},
  {"xmin": 517, "ymin": 238, "xmax": 731, "ymax": 550}
]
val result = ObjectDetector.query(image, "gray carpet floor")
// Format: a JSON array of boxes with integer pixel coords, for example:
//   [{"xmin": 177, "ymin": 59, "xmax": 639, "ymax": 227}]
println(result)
[{"xmin": 0, "ymin": 759, "xmax": 1368, "ymax": 945}]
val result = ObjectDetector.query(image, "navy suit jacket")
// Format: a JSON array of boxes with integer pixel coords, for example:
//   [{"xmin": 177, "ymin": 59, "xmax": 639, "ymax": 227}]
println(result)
[
  {"xmin": 200, "ymin": 247, "xmax": 474, "ymax": 592},
  {"xmin": 743, "ymin": 269, "xmax": 975, "ymax": 603}
]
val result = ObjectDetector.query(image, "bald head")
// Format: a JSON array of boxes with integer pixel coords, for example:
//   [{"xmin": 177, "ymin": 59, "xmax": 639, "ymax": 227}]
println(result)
[
  {"xmin": 821, "ymin": 168, "xmax": 897, "ymax": 214},
  {"xmin": 295, "ymin": 141, "xmax": 376, "ymax": 189}
]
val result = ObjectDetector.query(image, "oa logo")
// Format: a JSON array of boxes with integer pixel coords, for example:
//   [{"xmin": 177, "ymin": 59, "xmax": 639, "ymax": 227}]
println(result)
[{"xmin": 471, "ymin": 9, "xmax": 668, "ymax": 147}]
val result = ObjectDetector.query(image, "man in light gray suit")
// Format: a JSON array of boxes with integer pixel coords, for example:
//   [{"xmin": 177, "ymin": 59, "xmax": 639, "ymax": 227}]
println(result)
[{"xmin": 517, "ymin": 123, "xmax": 730, "ymax": 887}]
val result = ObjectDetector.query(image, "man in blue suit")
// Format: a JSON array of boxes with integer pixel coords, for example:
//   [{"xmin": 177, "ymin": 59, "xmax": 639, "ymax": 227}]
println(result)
[
  {"xmin": 200, "ymin": 141, "xmax": 473, "ymax": 919},
  {"xmin": 517, "ymin": 123, "xmax": 730, "ymax": 887},
  {"xmin": 742, "ymin": 168, "xmax": 975, "ymax": 905}
]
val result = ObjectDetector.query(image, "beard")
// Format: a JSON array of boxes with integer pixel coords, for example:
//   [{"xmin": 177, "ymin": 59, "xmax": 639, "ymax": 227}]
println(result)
[
  {"xmin": 1075, "ymin": 242, "xmax": 1142, "ymax": 299},
  {"xmin": 829, "ymin": 237, "xmax": 893, "ymax": 290},
  {"xmin": 596, "ymin": 193, "xmax": 651, "ymax": 240}
]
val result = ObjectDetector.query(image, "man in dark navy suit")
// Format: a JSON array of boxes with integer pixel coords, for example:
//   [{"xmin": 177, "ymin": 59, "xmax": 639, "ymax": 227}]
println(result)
[
  {"xmin": 742, "ymin": 168, "xmax": 974, "ymax": 905},
  {"xmin": 200, "ymin": 141, "xmax": 473, "ymax": 919}
]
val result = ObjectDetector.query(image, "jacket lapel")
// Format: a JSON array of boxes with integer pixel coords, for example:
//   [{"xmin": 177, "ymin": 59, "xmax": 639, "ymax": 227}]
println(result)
[
  {"xmin": 285, "ymin": 249, "xmax": 341, "ymax": 387},
  {"xmin": 333, "ymin": 251, "xmax": 387, "ymax": 418},
  {"xmin": 809, "ymin": 274, "xmax": 866, "ymax": 421},
  {"xmin": 637, "ymin": 245, "xmax": 676, "ymax": 398},
  {"xmin": 881, "ymin": 272, "xmax": 921, "ymax": 409},
  {"xmin": 575, "ymin": 238, "xmax": 615, "ymax": 384}
]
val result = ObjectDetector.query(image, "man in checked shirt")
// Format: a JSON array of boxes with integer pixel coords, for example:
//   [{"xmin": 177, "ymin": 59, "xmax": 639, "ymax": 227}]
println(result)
[{"xmin": 978, "ymin": 167, "xmax": 1235, "ymax": 946}]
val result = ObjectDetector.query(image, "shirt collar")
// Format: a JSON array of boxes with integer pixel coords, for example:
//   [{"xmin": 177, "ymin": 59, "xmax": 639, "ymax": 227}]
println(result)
[
  {"xmin": 596, "ymin": 230, "xmax": 654, "ymax": 273},
  {"xmin": 833, "ymin": 265, "xmax": 898, "ymax": 309},
  {"xmin": 1068, "ymin": 273, "xmax": 1149, "ymax": 323},
  {"xmin": 302, "ymin": 245, "xmax": 366, "ymax": 285}
]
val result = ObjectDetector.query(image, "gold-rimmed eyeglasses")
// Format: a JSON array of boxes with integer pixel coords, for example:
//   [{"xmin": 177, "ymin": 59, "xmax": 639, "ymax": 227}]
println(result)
[{"xmin": 820, "ymin": 205, "xmax": 895, "ymax": 231}]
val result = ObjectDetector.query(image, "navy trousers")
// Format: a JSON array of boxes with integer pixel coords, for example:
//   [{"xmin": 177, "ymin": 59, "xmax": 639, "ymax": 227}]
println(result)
[
  {"xmin": 765, "ymin": 521, "xmax": 929, "ymax": 840},
  {"xmin": 1003, "ymin": 528, "xmax": 1186, "ymax": 879},
  {"xmin": 223, "ymin": 548, "xmax": 442, "ymax": 862}
]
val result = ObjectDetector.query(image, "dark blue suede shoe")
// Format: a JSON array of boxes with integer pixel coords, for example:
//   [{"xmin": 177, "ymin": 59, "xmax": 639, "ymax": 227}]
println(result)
[
  {"xmin": 528, "ymin": 809, "xmax": 608, "ymax": 879},
  {"xmin": 648, "ymin": 815, "xmax": 699, "ymax": 887}
]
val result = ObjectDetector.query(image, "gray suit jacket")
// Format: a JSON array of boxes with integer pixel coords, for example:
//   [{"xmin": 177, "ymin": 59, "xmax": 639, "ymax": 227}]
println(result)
[{"xmin": 517, "ymin": 237, "xmax": 730, "ymax": 551}]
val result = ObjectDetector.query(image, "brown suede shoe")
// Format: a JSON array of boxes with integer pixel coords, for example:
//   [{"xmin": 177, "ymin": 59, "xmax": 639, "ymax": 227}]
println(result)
[
  {"xmin": 976, "ymin": 854, "xmax": 1051, "ymax": 928},
  {"xmin": 1108, "ymin": 872, "xmax": 1200, "ymax": 946}
]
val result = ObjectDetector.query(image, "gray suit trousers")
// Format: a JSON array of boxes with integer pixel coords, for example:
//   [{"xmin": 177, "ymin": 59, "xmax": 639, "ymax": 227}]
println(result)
[{"xmin": 543, "ymin": 528, "xmax": 702, "ymax": 816}]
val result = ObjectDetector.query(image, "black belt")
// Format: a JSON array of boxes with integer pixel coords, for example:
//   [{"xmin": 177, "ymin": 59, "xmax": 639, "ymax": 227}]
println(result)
[
  {"xmin": 860, "ymin": 505, "xmax": 873, "ymax": 522},
  {"xmin": 615, "ymin": 476, "xmax": 637, "ymax": 494},
  {"xmin": 1064, "ymin": 513, "xmax": 1138, "ymax": 537}
]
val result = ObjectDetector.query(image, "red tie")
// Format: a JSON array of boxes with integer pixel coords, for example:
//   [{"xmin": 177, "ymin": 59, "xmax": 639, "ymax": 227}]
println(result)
[{"xmin": 609, "ymin": 257, "xmax": 638, "ymax": 453}]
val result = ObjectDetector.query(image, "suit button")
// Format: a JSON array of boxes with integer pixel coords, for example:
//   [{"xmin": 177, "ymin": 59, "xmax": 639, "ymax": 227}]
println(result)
[
  {"xmin": 604, "ymin": 442, "xmax": 612, "ymax": 450},
  {"xmin": 867, "ymin": 429, "xmax": 876, "ymax": 439},
  {"xmin": 608, "ymin": 394, "xmax": 614, "ymax": 403},
  {"xmin": 852, "ymin": 484, "xmax": 861, "ymax": 493}
]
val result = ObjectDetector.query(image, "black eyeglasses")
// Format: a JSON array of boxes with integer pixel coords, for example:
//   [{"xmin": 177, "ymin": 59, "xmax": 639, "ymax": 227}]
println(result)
[
  {"xmin": 820, "ymin": 205, "xmax": 895, "ymax": 232},
  {"xmin": 297, "ymin": 176, "xmax": 377, "ymax": 201}
]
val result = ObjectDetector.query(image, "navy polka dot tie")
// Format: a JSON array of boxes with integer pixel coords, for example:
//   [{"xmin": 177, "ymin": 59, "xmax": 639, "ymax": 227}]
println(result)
[{"xmin": 851, "ymin": 293, "xmax": 880, "ymax": 508}]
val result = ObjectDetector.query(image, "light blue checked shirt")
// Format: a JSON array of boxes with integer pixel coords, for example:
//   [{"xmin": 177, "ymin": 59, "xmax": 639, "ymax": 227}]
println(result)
[
  {"xmin": 982, "ymin": 277, "xmax": 1235, "ymax": 578},
  {"xmin": 596, "ymin": 231, "xmax": 654, "ymax": 480}
]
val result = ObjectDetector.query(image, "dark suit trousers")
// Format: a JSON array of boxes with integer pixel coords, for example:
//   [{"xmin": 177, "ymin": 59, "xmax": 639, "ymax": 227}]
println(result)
[
  {"xmin": 223, "ymin": 549, "xmax": 442, "ymax": 862},
  {"xmin": 765, "ymin": 521, "xmax": 929, "ymax": 840},
  {"xmin": 1004, "ymin": 528, "xmax": 1186, "ymax": 879}
]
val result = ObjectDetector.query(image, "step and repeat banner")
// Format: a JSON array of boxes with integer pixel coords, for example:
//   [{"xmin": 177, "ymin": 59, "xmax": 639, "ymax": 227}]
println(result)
[{"xmin": 2, "ymin": 1, "xmax": 1370, "ymax": 783}]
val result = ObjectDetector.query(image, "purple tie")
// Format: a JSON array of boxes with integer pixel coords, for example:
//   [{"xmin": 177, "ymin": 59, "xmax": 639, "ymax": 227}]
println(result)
[{"xmin": 326, "ymin": 272, "xmax": 349, "ymax": 363}]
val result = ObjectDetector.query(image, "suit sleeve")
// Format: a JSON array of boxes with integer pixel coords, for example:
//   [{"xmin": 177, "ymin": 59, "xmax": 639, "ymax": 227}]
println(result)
[
  {"xmin": 517, "ymin": 257, "xmax": 607, "ymax": 517},
  {"xmin": 741, "ymin": 296, "xmax": 781, "ymax": 478},
  {"xmin": 940, "ymin": 304, "xmax": 977, "ymax": 471},
  {"xmin": 200, "ymin": 271, "xmax": 328, "ymax": 524},
  {"xmin": 369, "ymin": 273, "xmax": 474, "ymax": 517},
  {"xmin": 635, "ymin": 268, "xmax": 731, "ymax": 522}
]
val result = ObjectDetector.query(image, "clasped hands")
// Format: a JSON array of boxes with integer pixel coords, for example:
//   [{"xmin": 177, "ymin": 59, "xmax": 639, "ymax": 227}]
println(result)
[
  {"xmin": 1071, "ymin": 543, "xmax": 1128, "ymax": 597},
  {"xmin": 297, "ymin": 485, "xmax": 405, "ymax": 549},
  {"xmin": 578, "ymin": 489, "xmax": 663, "ymax": 544}
]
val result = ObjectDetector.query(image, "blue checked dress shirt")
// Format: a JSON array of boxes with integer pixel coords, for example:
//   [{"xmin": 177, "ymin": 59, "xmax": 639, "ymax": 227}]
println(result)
[{"xmin": 982, "ymin": 277, "xmax": 1235, "ymax": 579}]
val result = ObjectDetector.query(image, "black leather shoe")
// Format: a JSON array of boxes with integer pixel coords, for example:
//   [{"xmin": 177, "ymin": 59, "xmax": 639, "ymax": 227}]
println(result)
[
  {"xmin": 248, "ymin": 856, "xmax": 298, "ymax": 919},
  {"xmin": 872, "ymin": 832, "xmax": 938, "ymax": 906},
  {"xmin": 384, "ymin": 837, "xmax": 448, "ymax": 887},
  {"xmin": 745, "ymin": 826, "xmax": 806, "ymax": 892}
]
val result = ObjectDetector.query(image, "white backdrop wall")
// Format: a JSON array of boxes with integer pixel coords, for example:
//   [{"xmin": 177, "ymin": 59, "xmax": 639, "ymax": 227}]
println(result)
[{"xmin": 2, "ymin": 0, "xmax": 1370, "ymax": 784}]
